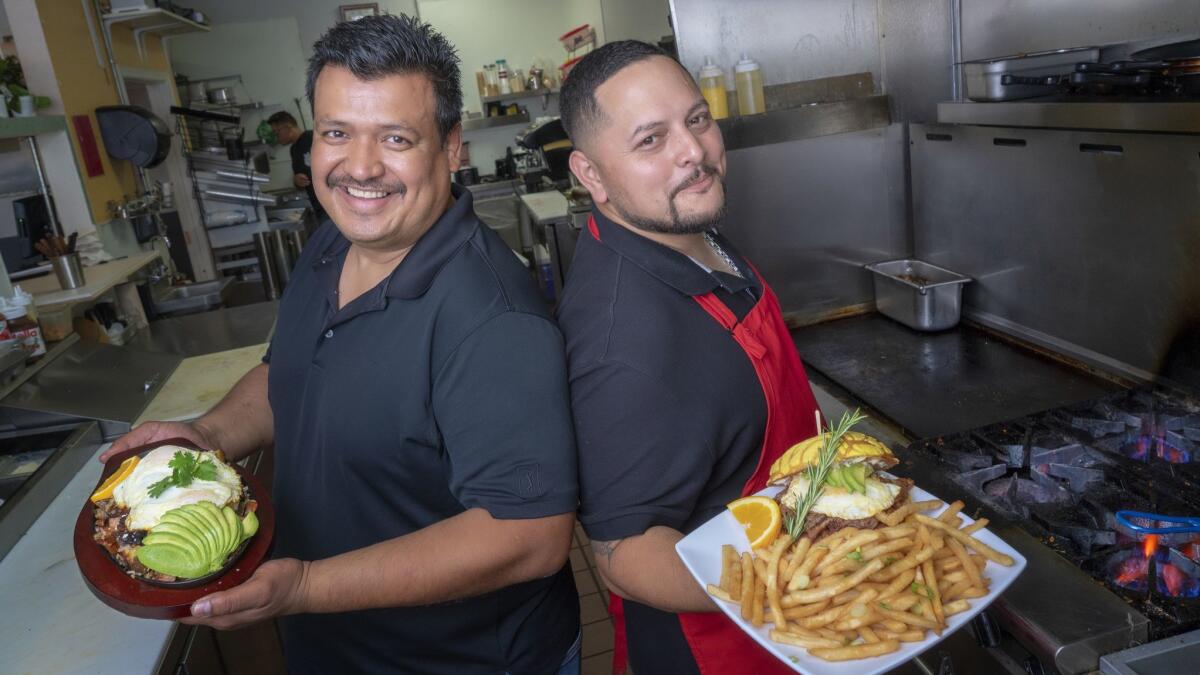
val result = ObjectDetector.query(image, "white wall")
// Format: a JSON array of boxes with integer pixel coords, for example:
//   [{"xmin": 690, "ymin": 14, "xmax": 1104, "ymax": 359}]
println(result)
[
  {"xmin": 601, "ymin": 0, "xmax": 670, "ymax": 44},
  {"xmin": 189, "ymin": 0, "xmax": 419, "ymax": 58}
]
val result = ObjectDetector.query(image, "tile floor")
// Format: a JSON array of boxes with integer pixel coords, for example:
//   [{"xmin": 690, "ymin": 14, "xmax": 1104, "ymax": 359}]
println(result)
[{"xmin": 573, "ymin": 522, "xmax": 620, "ymax": 675}]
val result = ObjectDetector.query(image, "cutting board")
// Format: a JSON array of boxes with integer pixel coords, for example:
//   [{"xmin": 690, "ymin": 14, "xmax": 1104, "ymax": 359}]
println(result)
[{"xmin": 136, "ymin": 344, "xmax": 267, "ymax": 424}]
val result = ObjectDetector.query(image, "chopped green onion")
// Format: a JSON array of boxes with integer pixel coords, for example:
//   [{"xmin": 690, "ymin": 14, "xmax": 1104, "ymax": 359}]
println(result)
[{"xmin": 846, "ymin": 548, "xmax": 863, "ymax": 562}]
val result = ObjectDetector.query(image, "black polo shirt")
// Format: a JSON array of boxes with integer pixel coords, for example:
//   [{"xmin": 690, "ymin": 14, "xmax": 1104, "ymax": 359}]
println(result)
[
  {"xmin": 555, "ymin": 209, "xmax": 767, "ymax": 675},
  {"xmin": 264, "ymin": 185, "xmax": 579, "ymax": 674}
]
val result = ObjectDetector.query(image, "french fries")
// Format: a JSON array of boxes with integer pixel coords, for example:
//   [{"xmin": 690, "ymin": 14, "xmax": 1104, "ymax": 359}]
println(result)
[{"xmin": 707, "ymin": 495, "xmax": 1015, "ymax": 664}]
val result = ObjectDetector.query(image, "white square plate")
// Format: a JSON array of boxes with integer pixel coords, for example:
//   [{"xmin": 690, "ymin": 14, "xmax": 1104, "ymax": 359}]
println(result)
[{"xmin": 675, "ymin": 484, "xmax": 1027, "ymax": 675}]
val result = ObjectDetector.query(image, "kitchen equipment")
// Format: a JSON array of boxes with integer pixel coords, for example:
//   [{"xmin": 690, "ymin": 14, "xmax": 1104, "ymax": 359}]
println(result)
[
  {"xmin": 1116, "ymin": 511, "xmax": 1200, "ymax": 535},
  {"xmin": 51, "ymin": 253, "xmax": 85, "ymax": 290},
  {"xmin": 454, "ymin": 166, "xmax": 479, "ymax": 185},
  {"xmin": 864, "ymin": 258, "xmax": 971, "ymax": 331},
  {"xmin": 962, "ymin": 46, "xmax": 1101, "ymax": 101},
  {"xmin": 253, "ymin": 231, "xmax": 281, "ymax": 300},
  {"xmin": 734, "ymin": 53, "xmax": 765, "ymax": 115},
  {"xmin": 206, "ymin": 86, "xmax": 236, "ymax": 105},
  {"xmin": 108, "ymin": 0, "xmax": 153, "ymax": 12},
  {"xmin": 904, "ymin": 385, "xmax": 1200, "ymax": 673},
  {"xmin": 94, "ymin": 105, "xmax": 171, "ymax": 168},
  {"xmin": 185, "ymin": 80, "xmax": 207, "ymax": 103}
]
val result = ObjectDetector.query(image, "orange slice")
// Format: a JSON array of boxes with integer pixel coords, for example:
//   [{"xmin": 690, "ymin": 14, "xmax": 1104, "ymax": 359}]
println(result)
[
  {"xmin": 727, "ymin": 495, "xmax": 782, "ymax": 549},
  {"xmin": 90, "ymin": 455, "xmax": 139, "ymax": 503}
]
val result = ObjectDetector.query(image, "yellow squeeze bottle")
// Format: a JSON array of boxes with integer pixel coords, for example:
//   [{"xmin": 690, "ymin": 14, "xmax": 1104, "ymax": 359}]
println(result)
[
  {"xmin": 698, "ymin": 57, "xmax": 729, "ymax": 120},
  {"xmin": 734, "ymin": 53, "xmax": 765, "ymax": 116}
]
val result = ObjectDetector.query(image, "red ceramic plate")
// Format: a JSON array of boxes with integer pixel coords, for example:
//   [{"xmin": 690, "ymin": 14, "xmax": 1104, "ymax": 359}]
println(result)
[{"xmin": 73, "ymin": 438, "xmax": 275, "ymax": 619}]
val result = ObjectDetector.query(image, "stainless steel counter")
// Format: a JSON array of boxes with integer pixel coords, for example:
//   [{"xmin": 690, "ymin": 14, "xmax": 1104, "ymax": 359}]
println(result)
[
  {"xmin": 937, "ymin": 101, "xmax": 1200, "ymax": 134},
  {"xmin": 125, "ymin": 300, "xmax": 279, "ymax": 357}
]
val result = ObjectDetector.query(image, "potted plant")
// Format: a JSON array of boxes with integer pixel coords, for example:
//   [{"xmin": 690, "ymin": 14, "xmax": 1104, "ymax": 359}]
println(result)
[{"xmin": 0, "ymin": 56, "xmax": 51, "ymax": 116}]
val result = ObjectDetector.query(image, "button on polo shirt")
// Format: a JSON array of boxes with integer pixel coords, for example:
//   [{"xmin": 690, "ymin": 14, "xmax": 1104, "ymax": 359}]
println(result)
[
  {"xmin": 265, "ymin": 185, "xmax": 579, "ymax": 674},
  {"xmin": 555, "ymin": 208, "xmax": 767, "ymax": 675}
]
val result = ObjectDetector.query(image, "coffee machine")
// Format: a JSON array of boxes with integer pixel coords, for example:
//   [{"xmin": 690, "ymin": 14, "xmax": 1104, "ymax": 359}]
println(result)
[{"xmin": 514, "ymin": 117, "xmax": 572, "ymax": 193}]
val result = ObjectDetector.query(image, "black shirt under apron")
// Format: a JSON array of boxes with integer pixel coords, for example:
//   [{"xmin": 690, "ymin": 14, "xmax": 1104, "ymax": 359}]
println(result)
[{"xmin": 555, "ymin": 208, "xmax": 767, "ymax": 675}]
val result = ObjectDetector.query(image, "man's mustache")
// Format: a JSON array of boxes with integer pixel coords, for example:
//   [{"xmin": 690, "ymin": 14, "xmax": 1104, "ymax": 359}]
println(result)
[
  {"xmin": 326, "ymin": 173, "xmax": 407, "ymax": 195},
  {"xmin": 669, "ymin": 165, "xmax": 720, "ymax": 199}
]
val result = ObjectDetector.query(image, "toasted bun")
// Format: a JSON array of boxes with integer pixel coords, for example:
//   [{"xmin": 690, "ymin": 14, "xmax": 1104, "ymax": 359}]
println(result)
[{"xmin": 768, "ymin": 431, "xmax": 896, "ymax": 484}]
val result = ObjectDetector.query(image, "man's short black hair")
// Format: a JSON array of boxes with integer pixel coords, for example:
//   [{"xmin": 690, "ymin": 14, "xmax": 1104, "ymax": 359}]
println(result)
[
  {"xmin": 559, "ymin": 40, "xmax": 668, "ymax": 146},
  {"xmin": 306, "ymin": 13, "xmax": 462, "ymax": 141},
  {"xmin": 267, "ymin": 111, "xmax": 298, "ymax": 127}
]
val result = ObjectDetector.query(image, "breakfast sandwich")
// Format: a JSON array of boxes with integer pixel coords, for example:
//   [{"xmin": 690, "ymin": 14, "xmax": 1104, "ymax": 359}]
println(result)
[{"xmin": 770, "ymin": 431, "xmax": 912, "ymax": 541}]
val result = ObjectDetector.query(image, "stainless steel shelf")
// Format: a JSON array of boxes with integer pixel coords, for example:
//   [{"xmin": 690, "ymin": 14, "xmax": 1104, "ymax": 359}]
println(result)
[
  {"xmin": 462, "ymin": 112, "xmax": 530, "ymax": 132},
  {"xmin": 480, "ymin": 89, "xmax": 558, "ymax": 105},
  {"xmin": 717, "ymin": 95, "xmax": 891, "ymax": 151},
  {"xmin": 937, "ymin": 101, "xmax": 1200, "ymax": 134},
  {"xmin": 103, "ymin": 8, "xmax": 209, "ymax": 61}
]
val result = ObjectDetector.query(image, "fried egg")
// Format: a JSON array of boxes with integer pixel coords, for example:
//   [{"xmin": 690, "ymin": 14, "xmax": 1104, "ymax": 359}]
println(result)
[
  {"xmin": 779, "ymin": 472, "xmax": 901, "ymax": 520},
  {"xmin": 113, "ymin": 445, "xmax": 243, "ymax": 531}
]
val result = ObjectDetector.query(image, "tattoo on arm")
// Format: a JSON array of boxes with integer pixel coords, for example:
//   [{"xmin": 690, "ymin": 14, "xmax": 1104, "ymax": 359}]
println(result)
[{"xmin": 592, "ymin": 539, "xmax": 623, "ymax": 567}]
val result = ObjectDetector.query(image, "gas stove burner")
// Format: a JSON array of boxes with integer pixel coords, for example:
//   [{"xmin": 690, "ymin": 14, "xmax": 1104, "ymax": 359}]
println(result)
[
  {"xmin": 1124, "ymin": 434, "xmax": 1192, "ymax": 464},
  {"xmin": 1033, "ymin": 512, "xmax": 1115, "ymax": 554},
  {"xmin": 1108, "ymin": 541, "xmax": 1200, "ymax": 599},
  {"xmin": 1067, "ymin": 415, "xmax": 1126, "ymax": 438}
]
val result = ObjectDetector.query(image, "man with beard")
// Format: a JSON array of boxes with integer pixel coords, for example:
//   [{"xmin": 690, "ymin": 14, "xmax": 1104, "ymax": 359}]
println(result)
[
  {"xmin": 101, "ymin": 15, "xmax": 581, "ymax": 674},
  {"xmin": 555, "ymin": 41, "xmax": 822, "ymax": 674}
]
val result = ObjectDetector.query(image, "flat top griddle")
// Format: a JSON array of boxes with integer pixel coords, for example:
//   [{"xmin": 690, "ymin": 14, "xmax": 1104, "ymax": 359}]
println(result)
[{"xmin": 791, "ymin": 313, "xmax": 1120, "ymax": 439}]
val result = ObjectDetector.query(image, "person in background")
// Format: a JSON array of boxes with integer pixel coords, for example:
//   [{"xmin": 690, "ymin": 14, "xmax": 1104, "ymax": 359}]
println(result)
[
  {"xmin": 104, "ymin": 15, "xmax": 581, "ymax": 674},
  {"xmin": 555, "ymin": 40, "xmax": 823, "ymax": 674},
  {"xmin": 267, "ymin": 110, "xmax": 327, "ymax": 223}
]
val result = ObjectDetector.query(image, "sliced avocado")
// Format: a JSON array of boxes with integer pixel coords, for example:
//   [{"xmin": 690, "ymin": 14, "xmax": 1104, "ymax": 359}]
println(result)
[
  {"xmin": 167, "ymin": 507, "xmax": 215, "ymax": 563},
  {"xmin": 221, "ymin": 507, "xmax": 242, "ymax": 553},
  {"xmin": 142, "ymin": 530, "xmax": 203, "ymax": 557},
  {"xmin": 853, "ymin": 464, "xmax": 870, "ymax": 493},
  {"xmin": 159, "ymin": 509, "xmax": 206, "ymax": 559},
  {"xmin": 137, "ymin": 543, "xmax": 209, "ymax": 579},
  {"xmin": 240, "ymin": 510, "xmax": 259, "ymax": 541},
  {"xmin": 195, "ymin": 501, "xmax": 233, "ymax": 558},
  {"xmin": 152, "ymin": 520, "xmax": 200, "ymax": 543},
  {"xmin": 181, "ymin": 504, "xmax": 224, "ymax": 566}
]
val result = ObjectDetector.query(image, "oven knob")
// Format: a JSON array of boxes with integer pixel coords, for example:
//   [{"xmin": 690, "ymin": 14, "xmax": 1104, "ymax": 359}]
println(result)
[
  {"xmin": 1023, "ymin": 657, "xmax": 1047, "ymax": 675},
  {"xmin": 972, "ymin": 611, "xmax": 1001, "ymax": 648}
]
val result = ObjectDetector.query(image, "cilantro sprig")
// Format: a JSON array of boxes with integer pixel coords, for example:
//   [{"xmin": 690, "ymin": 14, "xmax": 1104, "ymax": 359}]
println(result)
[
  {"xmin": 784, "ymin": 408, "xmax": 868, "ymax": 539},
  {"xmin": 147, "ymin": 451, "xmax": 218, "ymax": 498}
]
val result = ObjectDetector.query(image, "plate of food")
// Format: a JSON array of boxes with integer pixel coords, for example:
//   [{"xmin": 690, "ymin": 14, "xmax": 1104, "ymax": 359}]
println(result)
[
  {"xmin": 675, "ymin": 411, "xmax": 1026, "ymax": 674},
  {"xmin": 73, "ymin": 438, "xmax": 275, "ymax": 619}
]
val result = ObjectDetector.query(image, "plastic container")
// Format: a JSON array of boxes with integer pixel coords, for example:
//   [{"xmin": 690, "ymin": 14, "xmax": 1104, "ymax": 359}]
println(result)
[
  {"xmin": 698, "ymin": 57, "xmax": 729, "ymax": 120},
  {"xmin": 559, "ymin": 25, "xmax": 596, "ymax": 53},
  {"xmin": 39, "ymin": 304, "xmax": 74, "ymax": 343},
  {"xmin": 560, "ymin": 56, "xmax": 584, "ymax": 81},
  {"xmin": 2, "ymin": 301, "xmax": 46, "ymax": 356},
  {"xmin": 10, "ymin": 286, "xmax": 35, "ymax": 322},
  {"xmin": 734, "ymin": 54, "xmax": 766, "ymax": 116}
]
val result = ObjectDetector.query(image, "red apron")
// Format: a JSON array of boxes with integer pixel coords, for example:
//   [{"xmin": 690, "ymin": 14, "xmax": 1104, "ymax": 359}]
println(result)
[{"xmin": 588, "ymin": 217, "xmax": 821, "ymax": 674}]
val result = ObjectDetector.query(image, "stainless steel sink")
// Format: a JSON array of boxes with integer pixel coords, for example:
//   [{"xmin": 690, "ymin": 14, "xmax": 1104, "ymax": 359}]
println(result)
[{"xmin": 152, "ymin": 277, "xmax": 234, "ymax": 315}]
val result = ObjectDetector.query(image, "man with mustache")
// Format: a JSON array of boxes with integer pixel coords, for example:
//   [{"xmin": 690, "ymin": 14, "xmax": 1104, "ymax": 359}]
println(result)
[
  {"xmin": 555, "ymin": 41, "xmax": 822, "ymax": 674},
  {"xmin": 101, "ymin": 15, "xmax": 581, "ymax": 674}
]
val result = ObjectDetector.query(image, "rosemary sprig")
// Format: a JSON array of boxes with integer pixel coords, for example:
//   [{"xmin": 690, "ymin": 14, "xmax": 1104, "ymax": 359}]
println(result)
[{"xmin": 784, "ymin": 408, "xmax": 868, "ymax": 538}]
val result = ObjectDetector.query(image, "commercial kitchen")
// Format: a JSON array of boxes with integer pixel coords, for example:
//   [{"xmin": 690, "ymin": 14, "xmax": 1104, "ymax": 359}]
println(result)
[{"xmin": 0, "ymin": 1, "xmax": 1198, "ymax": 673}]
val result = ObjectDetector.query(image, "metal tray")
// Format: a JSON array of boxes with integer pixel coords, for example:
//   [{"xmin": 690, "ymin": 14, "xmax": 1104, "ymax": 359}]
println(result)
[
  {"xmin": 865, "ymin": 259, "xmax": 971, "ymax": 332},
  {"xmin": 963, "ymin": 46, "xmax": 1099, "ymax": 101}
]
